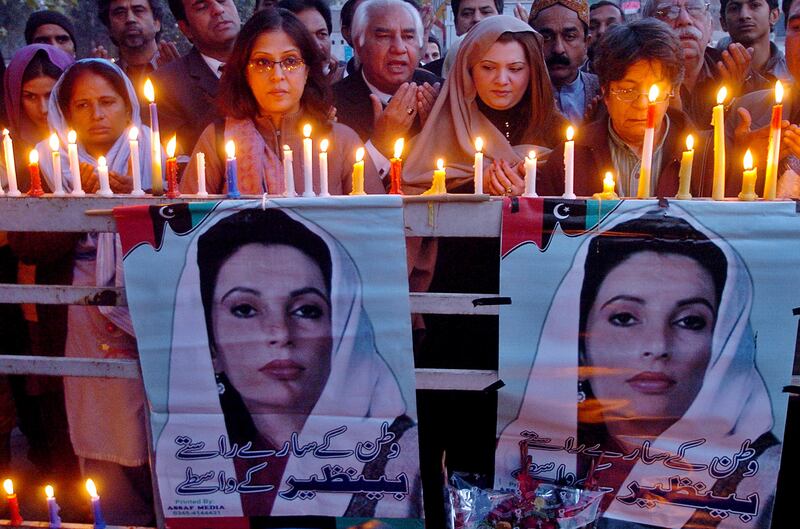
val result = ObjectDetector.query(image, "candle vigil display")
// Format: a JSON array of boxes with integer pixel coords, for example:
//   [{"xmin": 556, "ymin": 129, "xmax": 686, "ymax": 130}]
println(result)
[
  {"xmin": 28, "ymin": 149, "xmax": 44, "ymax": 197},
  {"xmin": 67, "ymin": 130, "xmax": 84, "ymax": 196},
  {"xmin": 389, "ymin": 138, "xmax": 404, "ymax": 195},
  {"xmin": 96, "ymin": 156, "xmax": 113, "ymax": 197},
  {"xmin": 523, "ymin": 150, "xmax": 537, "ymax": 197},
  {"xmin": 676, "ymin": 134, "xmax": 695, "ymax": 199},
  {"xmin": 2, "ymin": 129, "xmax": 21, "ymax": 196},
  {"xmin": 350, "ymin": 147, "xmax": 366, "ymax": 195},
  {"xmin": 423, "ymin": 158, "xmax": 448, "ymax": 195},
  {"xmin": 739, "ymin": 149, "xmax": 758, "ymax": 201},
  {"xmin": 282, "ymin": 145, "xmax": 297, "ymax": 197},
  {"xmin": 166, "ymin": 135, "xmax": 180, "ymax": 198},
  {"xmin": 563, "ymin": 126, "xmax": 576, "ymax": 199},
  {"xmin": 45, "ymin": 485, "xmax": 62, "ymax": 528},
  {"xmin": 3, "ymin": 479, "xmax": 23, "ymax": 526},
  {"xmin": 128, "ymin": 127, "xmax": 144, "ymax": 196},
  {"xmin": 225, "ymin": 140, "xmax": 240, "ymax": 199},
  {"xmin": 712, "ymin": 86, "xmax": 728, "ymax": 200},
  {"xmin": 196, "ymin": 152, "xmax": 208, "ymax": 197},
  {"xmin": 318, "ymin": 139, "xmax": 330, "ymax": 197},
  {"xmin": 143, "ymin": 79, "xmax": 163, "ymax": 196},
  {"xmin": 49, "ymin": 134, "xmax": 65, "ymax": 195},
  {"xmin": 764, "ymin": 80, "xmax": 784, "ymax": 200},
  {"xmin": 473, "ymin": 137, "xmax": 484, "ymax": 194},
  {"xmin": 85, "ymin": 479, "xmax": 106, "ymax": 529},
  {"xmin": 302, "ymin": 123, "xmax": 315, "ymax": 197},
  {"xmin": 637, "ymin": 85, "xmax": 659, "ymax": 198}
]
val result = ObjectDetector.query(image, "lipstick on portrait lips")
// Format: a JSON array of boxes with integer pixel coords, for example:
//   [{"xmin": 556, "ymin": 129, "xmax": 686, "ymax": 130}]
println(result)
[
  {"xmin": 261, "ymin": 359, "xmax": 304, "ymax": 381},
  {"xmin": 625, "ymin": 371, "xmax": 676, "ymax": 394}
]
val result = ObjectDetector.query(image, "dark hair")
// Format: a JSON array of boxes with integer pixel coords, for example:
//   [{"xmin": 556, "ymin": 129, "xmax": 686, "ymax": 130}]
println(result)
[
  {"xmin": 98, "ymin": 0, "xmax": 164, "ymax": 43},
  {"xmin": 784, "ymin": 0, "xmax": 799, "ymax": 25},
  {"xmin": 197, "ymin": 208, "xmax": 332, "ymax": 353},
  {"xmin": 57, "ymin": 60, "xmax": 132, "ymax": 121},
  {"xmin": 721, "ymin": 0, "xmax": 779, "ymax": 18},
  {"xmin": 594, "ymin": 18, "xmax": 684, "ymax": 91},
  {"xmin": 24, "ymin": 10, "xmax": 77, "ymax": 48},
  {"xmin": 167, "ymin": 0, "xmax": 187, "ymax": 22},
  {"xmin": 451, "ymin": 0, "xmax": 505, "ymax": 17},
  {"xmin": 578, "ymin": 213, "xmax": 728, "ymax": 360},
  {"xmin": 428, "ymin": 34, "xmax": 441, "ymax": 49},
  {"xmin": 590, "ymin": 0, "xmax": 624, "ymax": 18},
  {"xmin": 278, "ymin": 0, "xmax": 333, "ymax": 33},
  {"xmin": 217, "ymin": 8, "xmax": 331, "ymax": 129},
  {"xmin": 22, "ymin": 49, "xmax": 66, "ymax": 85}
]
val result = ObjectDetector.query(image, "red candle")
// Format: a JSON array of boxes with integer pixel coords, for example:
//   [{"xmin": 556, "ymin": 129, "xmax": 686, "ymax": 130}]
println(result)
[
  {"xmin": 645, "ymin": 85, "xmax": 659, "ymax": 129},
  {"xmin": 165, "ymin": 135, "xmax": 180, "ymax": 198},
  {"xmin": 27, "ymin": 149, "xmax": 44, "ymax": 197},
  {"xmin": 4, "ymin": 479, "xmax": 23, "ymax": 526},
  {"xmin": 389, "ymin": 138, "xmax": 404, "ymax": 195}
]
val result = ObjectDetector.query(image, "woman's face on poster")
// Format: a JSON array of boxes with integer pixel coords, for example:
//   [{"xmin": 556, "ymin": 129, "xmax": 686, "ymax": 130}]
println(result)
[
  {"xmin": 584, "ymin": 251, "xmax": 717, "ymax": 436},
  {"xmin": 211, "ymin": 243, "xmax": 332, "ymax": 415}
]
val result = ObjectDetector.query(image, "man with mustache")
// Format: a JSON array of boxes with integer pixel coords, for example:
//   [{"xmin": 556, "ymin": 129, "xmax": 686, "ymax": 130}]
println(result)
[{"xmin": 529, "ymin": 0, "xmax": 600, "ymax": 125}]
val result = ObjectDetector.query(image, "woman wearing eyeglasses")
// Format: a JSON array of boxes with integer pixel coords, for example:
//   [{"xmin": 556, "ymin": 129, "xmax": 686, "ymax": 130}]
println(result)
[
  {"xmin": 181, "ymin": 8, "xmax": 383, "ymax": 195},
  {"xmin": 539, "ymin": 19, "xmax": 729, "ymax": 198}
]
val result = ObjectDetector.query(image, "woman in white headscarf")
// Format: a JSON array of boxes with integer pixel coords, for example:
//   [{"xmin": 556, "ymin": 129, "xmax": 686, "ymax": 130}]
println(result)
[{"xmin": 496, "ymin": 205, "xmax": 781, "ymax": 529}]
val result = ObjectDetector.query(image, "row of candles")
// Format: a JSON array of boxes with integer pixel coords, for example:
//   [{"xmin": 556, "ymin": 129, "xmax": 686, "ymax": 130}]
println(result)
[{"xmin": 3, "ymin": 478, "xmax": 105, "ymax": 528}]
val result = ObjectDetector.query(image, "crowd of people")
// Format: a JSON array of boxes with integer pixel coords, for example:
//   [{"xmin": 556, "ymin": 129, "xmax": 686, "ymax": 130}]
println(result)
[{"xmin": 1, "ymin": 0, "xmax": 800, "ymax": 525}]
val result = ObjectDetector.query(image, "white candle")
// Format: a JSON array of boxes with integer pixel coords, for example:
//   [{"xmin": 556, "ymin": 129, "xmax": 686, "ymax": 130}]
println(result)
[
  {"xmin": 96, "ymin": 156, "xmax": 113, "ymax": 196},
  {"xmin": 196, "ymin": 152, "xmax": 208, "ymax": 197},
  {"xmin": 144, "ymin": 79, "xmax": 163, "ymax": 196},
  {"xmin": 282, "ymin": 144, "xmax": 296, "ymax": 197},
  {"xmin": 637, "ymin": 85, "xmax": 659, "ymax": 198},
  {"xmin": 319, "ymin": 139, "xmax": 330, "ymax": 197},
  {"xmin": 2, "ymin": 129, "xmax": 20, "ymax": 196},
  {"xmin": 474, "ymin": 137, "xmax": 484, "ymax": 194},
  {"xmin": 49, "ymin": 134, "xmax": 65, "ymax": 196},
  {"xmin": 67, "ymin": 130, "xmax": 84, "ymax": 196},
  {"xmin": 302, "ymin": 123, "xmax": 315, "ymax": 196},
  {"xmin": 712, "ymin": 86, "xmax": 727, "ymax": 200},
  {"xmin": 563, "ymin": 126, "xmax": 576, "ymax": 199},
  {"xmin": 523, "ymin": 150, "xmax": 537, "ymax": 197},
  {"xmin": 128, "ymin": 127, "xmax": 144, "ymax": 196}
]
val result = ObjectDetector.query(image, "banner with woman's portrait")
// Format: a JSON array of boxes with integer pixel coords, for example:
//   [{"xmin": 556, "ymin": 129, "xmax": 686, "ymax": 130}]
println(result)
[
  {"xmin": 114, "ymin": 197, "xmax": 422, "ymax": 529},
  {"xmin": 495, "ymin": 199, "xmax": 799, "ymax": 529}
]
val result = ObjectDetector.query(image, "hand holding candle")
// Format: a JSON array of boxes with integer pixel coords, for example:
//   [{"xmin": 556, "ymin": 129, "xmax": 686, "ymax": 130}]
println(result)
[
  {"xmin": 86, "ymin": 479, "xmax": 106, "ymax": 529},
  {"xmin": 225, "ymin": 140, "xmax": 240, "ymax": 198},
  {"xmin": 165, "ymin": 134, "xmax": 180, "ymax": 198},
  {"xmin": 350, "ymin": 147, "xmax": 366, "ymax": 195},
  {"xmin": 739, "ymin": 148, "xmax": 758, "ymax": 201},
  {"xmin": 28, "ymin": 149, "xmax": 44, "ymax": 197},
  {"xmin": 302, "ymin": 123, "xmax": 315, "ymax": 197},
  {"xmin": 764, "ymin": 80, "xmax": 783, "ymax": 200},
  {"xmin": 474, "ymin": 137, "xmax": 484, "ymax": 195},
  {"xmin": 2, "ymin": 129, "xmax": 21, "ymax": 196},
  {"xmin": 45, "ymin": 485, "xmax": 61, "ymax": 528},
  {"xmin": 4, "ymin": 479, "xmax": 23, "ymax": 526},
  {"xmin": 390, "ymin": 138, "xmax": 404, "ymax": 195},
  {"xmin": 637, "ymin": 85, "xmax": 659, "ymax": 198},
  {"xmin": 712, "ymin": 86, "xmax": 728, "ymax": 200},
  {"xmin": 49, "ymin": 134, "xmax": 65, "ymax": 195},
  {"xmin": 563, "ymin": 126, "xmax": 576, "ymax": 199},
  {"xmin": 676, "ymin": 134, "xmax": 695, "ymax": 199},
  {"xmin": 67, "ymin": 130, "xmax": 84, "ymax": 196},
  {"xmin": 144, "ymin": 79, "xmax": 163, "ymax": 196},
  {"xmin": 128, "ymin": 127, "xmax": 144, "ymax": 196}
]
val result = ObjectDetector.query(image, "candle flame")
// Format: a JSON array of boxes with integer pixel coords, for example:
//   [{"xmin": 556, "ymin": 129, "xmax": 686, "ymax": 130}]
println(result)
[
  {"xmin": 49, "ymin": 133, "xmax": 59, "ymax": 151},
  {"xmin": 129, "ymin": 126, "xmax": 139, "ymax": 141},
  {"xmin": 604, "ymin": 171, "xmax": 614, "ymax": 186},
  {"xmin": 29, "ymin": 149, "xmax": 39, "ymax": 164},
  {"xmin": 98, "ymin": 156, "xmax": 107, "ymax": 168},
  {"xmin": 68, "ymin": 130, "xmax": 77, "ymax": 144},
  {"xmin": 686, "ymin": 134, "xmax": 694, "ymax": 151},
  {"xmin": 393, "ymin": 138, "xmax": 405, "ymax": 159},
  {"xmin": 85, "ymin": 479, "xmax": 99, "ymax": 499},
  {"xmin": 566, "ymin": 126, "xmax": 575, "ymax": 141},
  {"xmin": 320, "ymin": 139, "xmax": 329, "ymax": 152},
  {"xmin": 45, "ymin": 485, "xmax": 54, "ymax": 499},
  {"xmin": 2, "ymin": 128, "xmax": 9, "ymax": 137},
  {"xmin": 225, "ymin": 140, "xmax": 235, "ymax": 159},
  {"xmin": 356, "ymin": 147, "xmax": 365, "ymax": 162},
  {"xmin": 436, "ymin": 158, "xmax": 444, "ymax": 170},
  {"xmin": 716, "ymin": 86, "xmax": 727, "ymax": 105},
  {"xmin": 775, "ymin": 80, "xmax": 784, "ymax": 104},
  {"xmin": 303, "ymin": 123, "xmax": 312, "ymax": 138},
  {"xmin": 743, "ymin": 149, "xmax": 753, "ymax": 170},
  {"xmin": 144, "ymin": 79, "xmax": 155, "ymax": 102},
  {"xmin": 3, "ymin": 479, "xmax": 14, "ymax": 495},
  {"xmin": 475, "ymin": 137, "xmax": 483, "ymax": 152},
  {"xmin": 648, "ymin": 85, "xmax": 659, "ymax": 103},
  {"xmin": 166, "ymin": 135, "xmax": 177, "ymax": 158},
  {"xmin": 283, "ymin": 144, "xmax": 291, "ymax": 152},
  {"xmin": 528, "ymin": 150, "xmax": 537, "ymax": 160}
]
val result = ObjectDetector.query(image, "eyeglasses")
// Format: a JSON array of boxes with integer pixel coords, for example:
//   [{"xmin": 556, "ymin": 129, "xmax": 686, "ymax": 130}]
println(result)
[
  {"xmin": 248, "ymin": 56, "xmax": 305, "ymax": 73},
  {"xmin": 654, "ymin": 2, "xmax": 710, "ymax": 20},
  {"xmin": 609, "ymin": 87, "xmax": 674, "ymax": 103}
]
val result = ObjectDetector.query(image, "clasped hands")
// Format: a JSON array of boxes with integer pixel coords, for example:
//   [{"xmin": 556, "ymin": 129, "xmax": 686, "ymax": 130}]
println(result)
[
  {"xmin": 78, "ymin": 161, "xmax": 133, "ymax": 194},
  {"xmin": 370, "ymin": 81, "xmax": 440, "ymax": 155}
]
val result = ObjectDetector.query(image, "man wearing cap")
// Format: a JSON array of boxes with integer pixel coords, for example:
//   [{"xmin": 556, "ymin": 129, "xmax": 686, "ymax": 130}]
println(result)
[
  {"xmin": 24, "ymin": 10, "xmax": 78, "ymax": 57},
  {"xmin": 529, "ymin": 0, "xmax": 600, "ymax": 125}
]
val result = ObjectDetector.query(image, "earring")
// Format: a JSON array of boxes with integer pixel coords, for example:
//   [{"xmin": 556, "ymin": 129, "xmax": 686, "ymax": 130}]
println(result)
[
  {"xmin": 577, "ymin": 380, "xmax": 587, "ymax": 403},
  {"xmin": 215, "ymin": 373, "xmax": 226, "ymax": 395}
]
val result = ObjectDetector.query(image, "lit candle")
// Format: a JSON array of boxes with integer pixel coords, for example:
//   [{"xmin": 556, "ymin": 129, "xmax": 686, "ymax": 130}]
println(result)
[
  {"xmin": 96, "ymin": 156, "xmax": 113, "ymax": 197},
  {"xmin": 302, "ymin": 123, "xmax": 315, "ymax": 197},
  {"xmin": 563, "ymin": 126, "xmax": 576, "ymax": 199},
  {"xmin": 424, "ymin": 158, "xmax": 447, "ymax": 195},
  {"xmin": 389, "ymin": 138, "xmax": 404, "ymax": 195},
  {"xmin": 128, "ymin": 127, "xmax": 144, "ymax": 196},
  {"xmin": 350, "ymin": 147, "xmax": 366, "ymax": 195},
  {"xmin": 739, "ymin": 148, "xmax": 758, "ymax": 201},
  {"xmin": 45, "ymin": 485, "xmax": 61, "ymax": 528},
  {"xmin": 28, "ymin": 149, "xmax": 44, "ymax": 197},
  {"xmin": 143, "ymin": 79, "xmax": 163, "ymax": 196},
  {"xmin": 523, "ymin": 150, "xmax": 537, "ymax": 197},
  {"xmin": 85, "ymin": 479, "xmax": 106, "ymax": 529},
  {"xmin": 2, "ymin": 129, "xmax": 21, "ymax": 196},
  {"xmin": 49, "ymin": 134, "xmax": 65, "ymax": 195},
  {"xmin": 637, "ymin": 85, "xmax": 659, "ymax": 198},
  {"xmin": 473, "ymin": 137, "xmax": 484, "ymax": 195},
  {"xmin": 225, "ymin": 140, "xmax": 239, "ymax": 199},
  {"xmin": 319, "ymin": 139, "xmax": 330, "ymax": 197},
  {"xmin": 67, "ymin": 130, "xmax": 84, "ymax": 196},
  {"xmin": 165, "ymin": 135, "xmax": 180, "ymax": 198},
  {"xmin": 676, "ymin": 134, "xmax": 694, "ymax": 199},
  {"xmin": 282, "ymin": 144, "xmax": 296, "ymax": 197},
  {"xmin": 712, "ymin": 86, "xmax": 728, "ymax": 200},
  {"xmin": 196, "ymin": 152, "xmax": 208, "ymax": 197},
  {"xmin": 595, "ymin": 171, "xmax": 619, "ymax": 200},
  {"xmin": 3, "ymin": 479, "xmax": 23, "ymax": 526},
  {"xmin": 764, "ymin": 80, "xmax": 783, "ymax": 200}
]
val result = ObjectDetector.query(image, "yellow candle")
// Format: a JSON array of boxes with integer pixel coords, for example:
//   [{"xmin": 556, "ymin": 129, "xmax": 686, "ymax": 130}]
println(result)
[
  {"xmin": 593, "ymin": 171, "xmax": 618, "ymax": 200},
  {"xmin": 424, "ymin": 159, "xmax": 447, "ymax": 195},
  {"xmin": 637, "ymin": 85, "xmax": 659, "ymax": 198},
  {"xmin": 712, "ymin": 86, "xmax": 727, "ymax": 200},
  {"xmin": 350, "ymin": 147, "xmax": 366, "ymax": 195},
  {"xmin": 739, "ymin": 149, "xmax": 758, "ymax": 201},
  {"xmin": 764, "ymin": 80, "xmax": 783, "ymax": 200},
  {"xmin": 676, "ymin": 134, "xmax": 694, "ymax": 199}
]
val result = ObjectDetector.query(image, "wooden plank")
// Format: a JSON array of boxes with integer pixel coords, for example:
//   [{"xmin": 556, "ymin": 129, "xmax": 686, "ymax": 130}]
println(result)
[
  {"xmin": 410, "ymin": 292, "xmax": 504, "ymax": 315},
  {"xmin": 0, "ymin": 284, "xmax": 126, "ymax": 305},
  {"xmin": 415, "ymin": 368, "xmax": 499, "ymax": 391},
  {"xmin": 403, "ymin": 199, "xmax": 502, "ymax": 237},
  {"xmin": 0, "ymin": 355, "xmax": 141, "ymax": 379}
]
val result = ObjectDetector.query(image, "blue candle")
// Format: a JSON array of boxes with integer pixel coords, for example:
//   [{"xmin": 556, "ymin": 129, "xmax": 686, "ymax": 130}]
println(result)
[
  {"xmin": 85, "ymin": 479, "xmax": 106, "ymax": 529},
  {"xmin": 45, "ymin": 485, "xmax": 62, "ymax": 528},
  {"xmin": 225, "ymin": 140, "xmax": 240, "ymax": 199}
]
